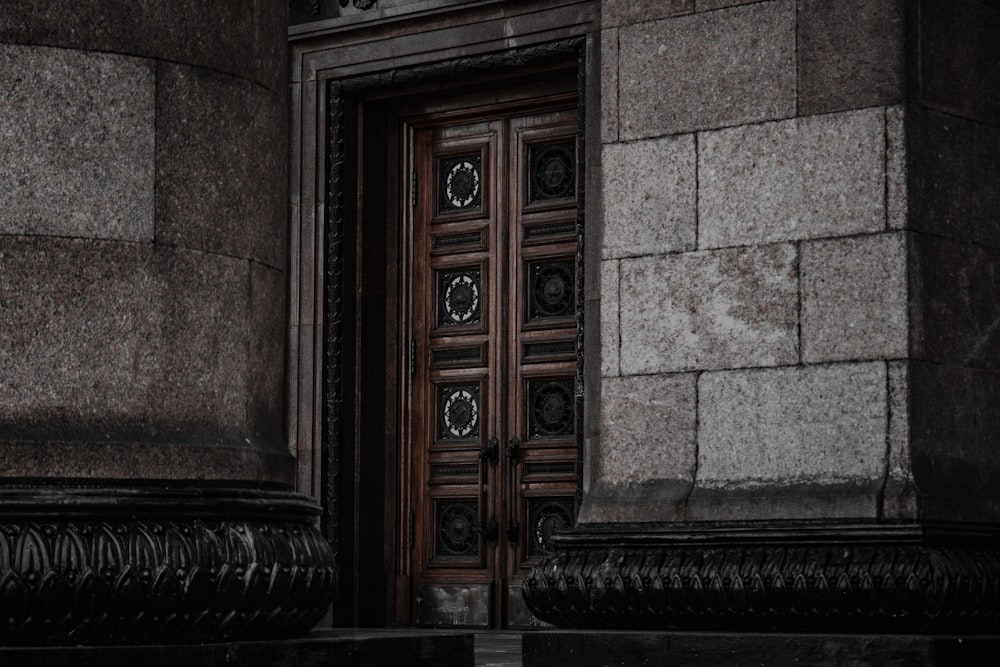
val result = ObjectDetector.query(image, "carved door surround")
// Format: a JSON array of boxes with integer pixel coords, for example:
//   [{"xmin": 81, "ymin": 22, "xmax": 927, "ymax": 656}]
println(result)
[{"xmin": 287, "ymin": 1, "xmax": 599, "ymax": 626}]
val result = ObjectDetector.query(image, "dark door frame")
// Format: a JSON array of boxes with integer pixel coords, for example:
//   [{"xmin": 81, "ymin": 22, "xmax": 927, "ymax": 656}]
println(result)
[{"xmin": 322, "ymin": 39, "xmax": 588, "ymax": 625}]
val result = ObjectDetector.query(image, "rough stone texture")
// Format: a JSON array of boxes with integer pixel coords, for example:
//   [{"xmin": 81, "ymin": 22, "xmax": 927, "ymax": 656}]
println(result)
[
  {"xmin": 910, "ymin": 233, "xmax": 1000, "ymax": 372},
  {"xmin": 797, "ymin": 0, "xmax": 904, "ymax": 115},
  {"xmin": 0, "ymin": 45, "xmax": 154, "ymax": 242},
  {"xmin": 695, "ymin": 0, "xmax": 759, "ymax": 10},
  {"xmin": 600, "ymin": 28, "xmax": 619, "ymax": 143},
  {"xmin": 883, "ymin": 360, "xmax": 917, "ymax": 520},
  {"xmin": 601, "ymin": 134, "xmax": 696, "ymax": 258},
  {"xmin": 618, "ymin": 244, "xmax": 798, "ymax": 374},
  {"xmin": 250, "ymin": 262, "xmax": 287, "ymax": 450},
  {"xmin": 695, "ymin": 363, "xmax": 887, "ymax": 517},
  {"xmin": 801, "ymin": 233, "xmax": 908, "ymax": 363},
  {"xmin": 0, "ymin": 236, "xmax": 288, "ymax": 480},
  {"xmin": 886, "ymin": 105, "xmax": 908, "ymax": 230},
  {"xmin": 580, "ymin": 373, "xmax": 696, "ymax": 523},
  {"xmin": 602, "ymin": 0, "xmax": 693, "ymax": 28},
  {"xmin": 910, "ymin": 362, "xmax": 1000, "ymax": 523},
  {"xmin": 0, "ymin": 441, "xmax": 294, "ymax": 483},
  {"xmin": 908, "ymin": 107, "xmax": 1000, "ymax": 249},
  {"xmin": 0, "ymin": 0, "xmax": 286, "ymax": 93},
  {"xmin": 917, "ymin": 0, "xmax": 1000, "ymax": 126},
  {"xmin": 699, "ymin": 108, "xmax": 886, "ymax": 248},
  {"xmin": 618, "ymin": 0, "xmax": 795, "ymax": 139},
  {"xmin": 156, "ymin": 62, "xmax": 286, "ymax": 270},
  {"xmin": 600, "ymin": 260, "xmax": 620, "ymax": 377}
]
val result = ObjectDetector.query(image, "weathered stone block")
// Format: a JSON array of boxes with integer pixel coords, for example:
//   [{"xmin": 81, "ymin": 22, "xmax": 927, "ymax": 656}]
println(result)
[
  {"xmin": 801, "ymin": 233, "xmax": 908, "ymax": 363},
  {"xmin": 695, "ymin": 0, "xmax": 758, "ymax": 10},
  {"xmin": 619, "ymin": 244, "xmax": 798, "ymax": 374},
  {"xmin": 156, "ymin": 62, "xmax": 286, "ymax": 269},
  {"xmin": 602, "ymin": 0, "xmax": 693, "ymax": 28},
  {"xmin": 886, "ymin": 105, "xmax": 908, "ymax": 230},
  {"xmin": 250, "ymin": 262, "xmax": 286, "ymax": 449},
  {"xmin": 910, "ymin": 361, "xmax": 1000, "ymax": 522},
  {"xmin": 0, "ymin": 45, "xmax": 154, "ymax": 242},
  {"xmin": 601, "ymin": 134, "xmax": 696, "ymax": 259},
  {"xmin": 0, "ymin": 0, "xmax": 286, "ymax": 92},
  {"xmin": 798, "ymin": 0, "xmax": 904, "ymax": 115},
  {"xmin": 699, "ymin": 108, "xmax": 885, "ymax": 248},
  {"xmin": 0, "ymin": 236, "xmax": 262, "ymax": 456},
  {"xmin": 908, "ymin": 107, "xmax": 1000, "ymax": 249},
  {"xmin": 600, "ymin": 28, "xmax": 619, "ymax": 143},
  {"xmin": 580, "ymin": 373, "xmax": 697, "ymax": 522},
  {"xmin": 600, "ymin": 260, "xmax": 620, "ymax": 377},
  {"xmin": 696, "ymin": 362, "xmax": 887, "ymax": 493},
  {"xmin": 883, "ymin": 360, "xmax": 917, "ymax": 520},
  {"xmin": 618, "ymin": 0, "xmax": 795, "ymax": 139},
  {"xmin": 910, "ymin": 233, "xmax": 1000, "ymax": 371}
]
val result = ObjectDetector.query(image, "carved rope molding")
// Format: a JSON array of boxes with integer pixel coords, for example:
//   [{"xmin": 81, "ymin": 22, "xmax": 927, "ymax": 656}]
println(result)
[
  {"xmin": 0, "ymin": 485, "xmax": 337, "ymax": 645},
  {"xmin": 522, "ymin": 524, "xmax": 1000, "ymax": 633}
]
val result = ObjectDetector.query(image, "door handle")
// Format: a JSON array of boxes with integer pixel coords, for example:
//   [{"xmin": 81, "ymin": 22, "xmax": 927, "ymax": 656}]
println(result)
[
  {"xmin": 480, "ymin": 436, "xmax": 499, "ymax": 467},
  {"xmin": 506, "ymin": 436, "xmax": 520, "ymax": 466}
]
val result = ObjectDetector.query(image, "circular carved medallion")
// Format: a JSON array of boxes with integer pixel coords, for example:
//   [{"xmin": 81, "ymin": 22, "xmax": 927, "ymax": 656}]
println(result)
[
  {"xmin": 531, "ymin": 263, "xmax": 574, "ymax": 319},
  {"xmin": 530, "ymin": 381, "xmax": 573, "ymax": 437},
  {"xmin": 441, "ymin": 272, "xmax": 481, "ymax": 325},
  {"xmin": 531, "ymin": 143, "xmax": 575, "ymax": 201},
  {"xmin": 445, "ymin": 160, "xmax": 481, "ymax": 209},
  {"xmin": 438, "ymin": 502, "xmax": 478, "ymax": 557},
  {"xmin": 442, "ymin": 387, "xmax": 479, "ymax": 438}
]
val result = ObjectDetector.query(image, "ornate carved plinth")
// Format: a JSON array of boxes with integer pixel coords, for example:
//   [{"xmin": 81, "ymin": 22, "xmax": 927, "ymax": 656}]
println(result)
[
  {"xmin": 522, "ymin": 523, "xmax": 1000, "ymax": 633},
  {"xmin": 0, "ymin": 483, "xmax": 336, "ymax": 646}
]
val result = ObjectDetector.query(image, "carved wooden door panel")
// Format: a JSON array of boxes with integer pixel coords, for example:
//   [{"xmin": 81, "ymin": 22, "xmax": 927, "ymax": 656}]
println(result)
[{"xmin": 406, "ymin": 105, "xmax": 579, "ymax": 628}]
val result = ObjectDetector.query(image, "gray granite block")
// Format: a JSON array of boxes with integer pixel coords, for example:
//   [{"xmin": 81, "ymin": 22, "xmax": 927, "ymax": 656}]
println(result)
[
  {"xmin": 600, "ymin": 28, "xmax": 619, "ymax": 143},
  {"xmin": 909, "ymin": 361, "xmax": 1000, "ymax": 523},
  {"xmin": 0, "ymin": 45, "xmax": 154, "ymax": 242},
  {"xmin": 600, "ymin": 260, "xmax": 620, "ymax": 377},
  {"xmin": 697, "ymin": 362, "xmax": 887, "ymax": 489},
  {"xmin": 597, "ymin": 373, "xmax": 697, "ymax": 486},
  {"xmin": 580, "ymin": 373, "xmax": 697, "ymax": 522},
  {"xmin": 619, "ymin": 244, "xmax": 798, "ymax": 374},
  {"xmin": 618, "ymin": 0, "xmax": 795, "ymax": 139},
  {"xmin": 602, "ymin": 0, "xmax": 693, "ymax": 28},
  {"xmin": 156, "ymin": 62, "xmax": 287, "ymax": 269},
  {"xmin": 908, "ymin": 107, "xmax": 1000, "ymax": 250},
  {"xmin": 601, "ymin": 134, "xmax": 696, "ymax": 258},
  {"xmin": 699, "ymin": 108, "xmax": 885, "ymax": 248},
  {"xmin": 801, "ymin": 233, "xmax": 908, "ymax": 363},
  {"xmin": 910, "ymin": 233, "xmax": 1000, "ymax": 371},
  {"xmin": 695, "ymin": 0, "xmax": 759, "ymax": 10},
  {"xmin": 886, "ymin": 105, "xmax": 908, "ymax": 231},
  {"xmin": 250, "ymin": 261, "xmax": 287, "ymax": 450},
  {"xmin": 0, "ymin": 0, "xmax": 285, "ymax": 93},
  {"xmin": 797, "ymin": 0, "xmax": 905, "ymax": 115},
  {"xmin": 0, "ymin": 236, "xmax": 270, "ymax": 462},
  {"xmin": 883, "ymin": 360, "xmax": 917, "ymax": 520}
]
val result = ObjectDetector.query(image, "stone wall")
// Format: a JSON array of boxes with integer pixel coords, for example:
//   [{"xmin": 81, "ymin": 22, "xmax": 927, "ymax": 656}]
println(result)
[
  {"xmin": 0, "ymin": 1, "xmax": 292, "ymax": 483},
  {"xmin": 587, "ymin": 0, "xmax": 1000, "ymax": 524}
]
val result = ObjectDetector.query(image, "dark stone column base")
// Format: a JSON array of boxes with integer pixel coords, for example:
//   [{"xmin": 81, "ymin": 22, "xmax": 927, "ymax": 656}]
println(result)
[
  {"xmin": 0, "ymin": 482, "xmax": 337, "ymax": 645},
  {"xmin": 522, "ymin": 522, "xmax": 1000, "ymax": 633},
  {"xmin": 523, "ymin": 631, "xmax": 1000, "ymax": 667}
]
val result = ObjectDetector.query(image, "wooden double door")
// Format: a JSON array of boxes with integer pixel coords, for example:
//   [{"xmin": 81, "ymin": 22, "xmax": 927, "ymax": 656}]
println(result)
[{"xmin": 403, "ymin": 102, "xmax": 580, "ymax": 628}]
